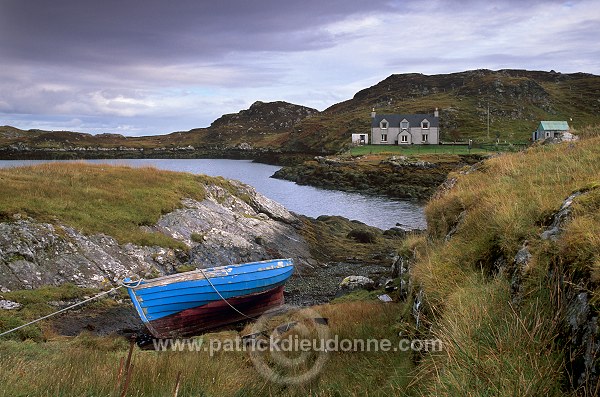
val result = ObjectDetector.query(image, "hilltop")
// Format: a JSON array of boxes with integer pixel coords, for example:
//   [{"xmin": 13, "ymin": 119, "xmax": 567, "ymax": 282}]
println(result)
[
  {"xmin": 287, "ymin": 69, "xmax": 600, "ymax": 151},
  {"xmin": 1, "ymin": 69, "xmax": 600, "ymax": 158}
]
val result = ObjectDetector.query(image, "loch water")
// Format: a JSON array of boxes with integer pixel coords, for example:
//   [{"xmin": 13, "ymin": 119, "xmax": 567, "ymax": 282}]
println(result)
[{"xmin": 0, "ymin": 159, "xmax": 426, "ymax": 230}]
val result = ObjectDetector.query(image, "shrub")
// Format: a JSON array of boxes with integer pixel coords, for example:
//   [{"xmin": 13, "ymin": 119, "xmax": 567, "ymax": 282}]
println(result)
[{"xmin": 346, "ymin": 229, "xmax": 377, "ymax": 244}]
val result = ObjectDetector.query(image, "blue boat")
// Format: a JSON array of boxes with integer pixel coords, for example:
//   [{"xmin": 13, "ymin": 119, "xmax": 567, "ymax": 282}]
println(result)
[{"xmin": 123, "ymin": 258, "xmax": 294, "ymax": 338}]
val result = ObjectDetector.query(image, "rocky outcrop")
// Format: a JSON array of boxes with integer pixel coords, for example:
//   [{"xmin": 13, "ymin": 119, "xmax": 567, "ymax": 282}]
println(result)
[
  {"xmin": 0, "ymin": 219, "xmax": 161, "ymax": 290},
  {"xmin": 273, "ymin": 155, "xmax": 482, "ymax": 201},
  {"xmin": 210, "ymin": 101, "xmax": 319, "ymax": 132},
  {"xmin": 507, "ymin": 190, "xmax": 599, "ymax": 392},
  {"xmin": 0, "ymin": 183, "xmax": 313, "ymax": 291}
]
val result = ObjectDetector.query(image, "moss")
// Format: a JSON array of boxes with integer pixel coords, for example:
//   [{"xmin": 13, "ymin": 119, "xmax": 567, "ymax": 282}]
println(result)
[
  {"xmin": 144, "ymin": 268, "xmax": 161, "ymax": 279},
  {"xmin": 190, "ymin": 232, "xmax": 205, "ymax": 243},
  {"xmin": 331, "ymin": 289, "xmax": 381, "ymax": 303},
  {"xmin": 346, "ymin": 229, "xmax": 378, "ymax": 244},
  {"xmin": 241, "ymin": 213, "xmax": 261, "ymax": 220},
  {"xmin": 5, "ymin": 253, "xmax": 26, "ymax": 263},
  {"xmin": 175, "ymin": 265, "xmax": 197, "ymax": 273},
  {"xmin": 0, "ymin": 284, "xmax": 101, "ymax": 341}
]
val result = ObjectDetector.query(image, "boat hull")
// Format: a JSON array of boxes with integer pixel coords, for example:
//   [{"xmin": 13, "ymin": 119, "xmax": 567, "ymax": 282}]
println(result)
[
  {"xmin": 146, "ymin": 285, "xmax": 285, "ymax": 338},
  {"xmin": 124, "ymin": 258, "xmax": 293, "ymax": 338}
]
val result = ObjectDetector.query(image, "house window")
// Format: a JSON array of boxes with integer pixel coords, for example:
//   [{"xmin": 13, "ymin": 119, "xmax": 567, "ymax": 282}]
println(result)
[
  {"xmin": 401, "ymin": 120, "xmax": 409, "ymax": 130},
  {"xmin": 422, "ymin": 134, "xmax": 428, "ymax": 142},
  {"xmin": 381, "ymin": 121, "xmax": 388, "ymax": 129},
  {"xmin": 401, "ymin": 135, "xmax": 408, "ymax": 143},
  {"xmin": 381, "ymin": 134, "xmax": 388, "ymax": 142},
  {"xmin": 422, "ymin": 120, "xmax": 429, "ymax": 129}
]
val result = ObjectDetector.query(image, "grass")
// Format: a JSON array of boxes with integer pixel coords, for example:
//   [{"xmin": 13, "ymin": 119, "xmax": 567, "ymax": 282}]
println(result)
[
  {"xmin": 299, "ymin": 216, "xmax": 401, "ymax": 263},
  {"xmin": 3, "ymin": 129, "xmax": 599, "ymax": 395},
  {"xmin": 407, "ymin": 132, "xmax": 600, "ymax": 396},
  {"xmin": 0, "ymin": 284, "xmax": 104, "ymax": 341},
  {"xmin": 347, "ymin": 144, "xmax": 489, "ymax": 156},
  {"xmin": 0, "ymin": 300, "xmax": 417, "ymax": 397},
  {"xmin": 0, "ymin": 162, "xmax": 248, "ymax": 248}
]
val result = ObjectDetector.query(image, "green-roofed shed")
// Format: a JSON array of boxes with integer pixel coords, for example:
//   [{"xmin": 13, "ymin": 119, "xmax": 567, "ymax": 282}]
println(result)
[{"xmin": 533, "ymin": 120, "xmax": 570, "ymax": 140}]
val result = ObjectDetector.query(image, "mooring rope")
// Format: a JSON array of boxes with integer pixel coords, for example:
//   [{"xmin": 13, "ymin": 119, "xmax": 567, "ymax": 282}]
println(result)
[
  {"xmin": 0, "ymin": 285, "xmax": 124, "ymax": 338},
  {"xmin": 198, "ymin": 268, "xmax": 258, "ymax": 321}
]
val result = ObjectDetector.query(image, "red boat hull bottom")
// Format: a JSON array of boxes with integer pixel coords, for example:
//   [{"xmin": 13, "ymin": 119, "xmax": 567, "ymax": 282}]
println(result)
[{"xmin": 146, "ymin": 286, "xmax": 285, "ymax": 338}]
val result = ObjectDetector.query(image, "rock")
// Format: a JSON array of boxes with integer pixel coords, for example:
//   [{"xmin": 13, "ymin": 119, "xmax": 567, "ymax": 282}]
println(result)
[
  {"xmin": 445, "ymin": 210, "xmax": 466, "ymax": 241},
  {"xmin": 533, "ymin": 190, "xmax": 599, "ymax": 390},
  {"xmin": 339, "ymin": 275, "xmax": 375, "ymax": 291},
  {"xmin": 346, "ymin": 229, "xmax": 377, "ymax": 244},
  {"xmin": 399, "ymin": 279, "xmax": 408, "ymax": 300},
  {"xmin": 0, "ymin": 220, "xmax": 163, "ymax": 289},
  {"xmin": 378, "ymin": 294, "xmax": 393, "ymax": 302},
  {"xmin": 509, "ymin": 242, "xmax": 531, "ymax": 302},
  {"xmin": 541, "ymin": 191, "xmax": 582, "ymax": 241},
  {"xmin": 0, "ymin": 299, "xmax": 21, "ymax": 310},
  {"xmin": 0, "ymin": 180, "xmax": 314, "ymax": 290},
  {"xmin": 391, "ymin": 256, "xmax": 407, "ymax": 278},
  {"xmin": 565, "ymin": 291, "xmax": 600, "ymax": 390},
  {"xmin": 413, "ymin": 289, "xmax": 424, "ymax": 329},
  {"xmin": 384, "ymin": 279, "xmax": 397, "ymax": 292},
  {"xmin": 382, "ymin": 228, "xmax": 407, "ymax": 238},
  {"xmin": 157, "ymin": 187, "xmax": 311, "ymax": 269}
]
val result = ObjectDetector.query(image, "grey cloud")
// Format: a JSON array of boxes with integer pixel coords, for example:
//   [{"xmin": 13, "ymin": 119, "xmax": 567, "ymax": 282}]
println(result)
[
  {"xmin": 0, "ymin": 0, "xmax": 392, "ymax": 66},
  {"xmin": 0, "ymin": 0, "xmax": 598, "ymax": 136}
]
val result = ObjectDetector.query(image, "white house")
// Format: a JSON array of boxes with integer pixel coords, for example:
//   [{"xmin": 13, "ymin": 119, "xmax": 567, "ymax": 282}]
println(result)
[
  {"xmin": 351, "ymin": 133, "xmax": 369, "ymax": 145},
  {"xmin": 370, "ymin": 109, "xmax": 440, "ymax": 145},
  {"xmin": 533, "ymin": 121, "xmax": 573, "ymax": 141}
]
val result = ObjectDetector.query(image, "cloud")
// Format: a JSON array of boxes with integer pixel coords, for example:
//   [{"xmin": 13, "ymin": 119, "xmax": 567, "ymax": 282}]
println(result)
[
  {"xmin": 0, "ymin": 0, "xmax": 598, "ymax": 135},
  {"xmin": 0, "ymin": 0, "xmax": 393, "ymax": 65}
]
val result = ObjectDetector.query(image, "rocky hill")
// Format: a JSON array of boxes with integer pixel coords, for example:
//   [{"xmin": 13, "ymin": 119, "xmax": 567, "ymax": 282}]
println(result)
[
  {"xmin": 1, "ymin": 69, "xmax": 599, "ymax": 158},
  {"xmin": 0, "ymin": 101, "xmax": 319, "ymax": 160},
  {"xmin": 285, "ymin": 69, "xmax": 600, "ymax": 152}
]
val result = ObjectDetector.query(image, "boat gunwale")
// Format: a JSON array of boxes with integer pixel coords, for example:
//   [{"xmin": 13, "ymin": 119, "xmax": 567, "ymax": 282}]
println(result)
[
  {"xmin": 129, "ymin": 258, "xmax": 293, "ymax": 290},
  {"xmin": 136, "ymin": 270, "xmax": 294, "ymax": 302}
]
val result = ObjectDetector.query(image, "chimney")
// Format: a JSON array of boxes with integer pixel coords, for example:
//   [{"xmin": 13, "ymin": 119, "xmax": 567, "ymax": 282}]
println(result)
[
  {"xmin": 434, "ymin": 107, "xmax": 439, "ymax": 118},
  {"xmin": 371, "ymin": 107, "xmax": 376, "ymax": 118}
]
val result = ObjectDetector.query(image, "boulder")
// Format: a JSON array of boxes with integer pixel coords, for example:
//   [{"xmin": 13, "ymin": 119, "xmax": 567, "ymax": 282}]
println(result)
[
  {"xmin": 339, "ymin": 275, "xmax": 375, "ymax": 291},
  {"xmin": 0, "ymin": 299, "xmax": 21, "ymax": 310}
]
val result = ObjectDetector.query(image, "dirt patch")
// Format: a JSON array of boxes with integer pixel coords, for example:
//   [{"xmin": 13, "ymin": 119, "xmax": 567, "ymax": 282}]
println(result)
[
  {"xmin": 285, "ymin": 261, "xmax": 390, "ymax": 306},
  {"xmin": 51, "ymin": 303, "xmax": 143, "ymax": 337}
]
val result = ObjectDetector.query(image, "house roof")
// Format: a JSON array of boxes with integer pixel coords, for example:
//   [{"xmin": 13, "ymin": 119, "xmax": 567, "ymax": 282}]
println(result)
[
  {"xmin": 372, "ymin": 114, "xmax": 439, "ymax": 128},
  {"xmin": 539, "ymin": 121, "xmax": 569, "ymax": 131}
]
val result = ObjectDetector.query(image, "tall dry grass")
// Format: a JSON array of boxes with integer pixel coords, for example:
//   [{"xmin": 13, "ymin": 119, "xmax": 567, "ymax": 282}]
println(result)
[
  {"xmin": 0, "ymin": 301, "xmax": 415, "ymax": 397},
  {"xmin": 409, "ymin": 135, "xmax": 600, "ymax": 396}
]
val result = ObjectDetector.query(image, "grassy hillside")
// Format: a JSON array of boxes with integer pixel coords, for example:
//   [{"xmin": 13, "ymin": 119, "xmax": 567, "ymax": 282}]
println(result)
[
  {"xmin": 0, "ymin": 163, "xmax": 244, "ymax": 248},
  {"xmin": 406, "ymin": 132, "xmax": 600, "ymax": 395},
  {"xmin": 286, "ymin": 69, "xmax": 600, "ymax": 152}
]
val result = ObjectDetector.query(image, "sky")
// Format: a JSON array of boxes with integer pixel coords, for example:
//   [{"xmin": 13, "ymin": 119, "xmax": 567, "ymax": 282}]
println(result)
[{"xmin": 0, "ymin": 0, "xmax": 599, "ymax": 136}]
